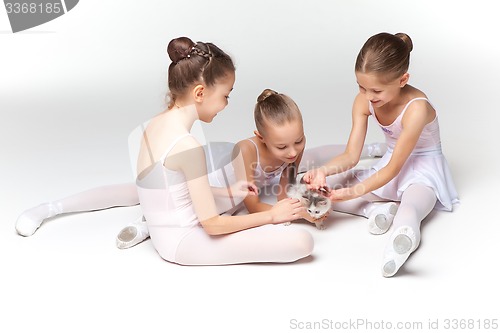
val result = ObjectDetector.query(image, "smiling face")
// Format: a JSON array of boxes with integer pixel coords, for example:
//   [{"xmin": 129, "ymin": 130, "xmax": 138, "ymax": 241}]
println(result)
[
  {"xmin": 197, "ymin": 71, "xmax": 235, "ymax": 122},
  {"xmin": 260, "ymin": 118, "xmax": 306, "ymax": 164},
  {"xmin": 355, "ymin": 72, "xmax": 409, "ymax": 107}
]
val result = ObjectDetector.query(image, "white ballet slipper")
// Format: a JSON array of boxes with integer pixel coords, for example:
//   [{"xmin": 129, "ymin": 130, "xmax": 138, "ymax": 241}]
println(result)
[
  {"xmin": 367, "ymin": 202, "xmax": 398, "ymax": 235},
  {"xmin": 15, "ymin": 202, "xmax": 63, "ymax": 237},
  {"xmin": 116, "ymin": 216, "xmax": 150, "ymax": 249},
  {"xmin": 381, "ymin": 226, "xmax": 419, "ymax": 278}
]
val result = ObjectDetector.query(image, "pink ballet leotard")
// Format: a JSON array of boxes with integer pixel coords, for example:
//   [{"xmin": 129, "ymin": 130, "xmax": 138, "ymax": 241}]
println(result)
[{"xmin": 355, "ymin": 97, "xmax": 459, "ymax": 211}]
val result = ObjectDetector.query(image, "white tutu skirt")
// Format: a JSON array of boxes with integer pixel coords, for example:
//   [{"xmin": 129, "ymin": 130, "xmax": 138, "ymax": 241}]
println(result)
[{"xmin": 355, "ymin": 148, "xmax": 459, "ymax": 211}]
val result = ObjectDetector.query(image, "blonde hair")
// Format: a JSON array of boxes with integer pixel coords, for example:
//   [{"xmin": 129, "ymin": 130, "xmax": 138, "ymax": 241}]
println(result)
[{"xmin": 254, "ymin": 89, "xmax": 303, "ymax": 135}]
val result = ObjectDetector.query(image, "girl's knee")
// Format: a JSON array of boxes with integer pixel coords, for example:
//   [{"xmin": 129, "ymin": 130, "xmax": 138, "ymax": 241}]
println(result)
[{"xmin": 291, "ymin": 229, "xmax": 314, "ymax": 259}]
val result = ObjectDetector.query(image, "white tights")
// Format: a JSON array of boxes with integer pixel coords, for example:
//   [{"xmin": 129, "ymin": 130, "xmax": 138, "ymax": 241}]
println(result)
[
  {"xmin": 56, "ymin": 183, "xmax": 140, "ymax": 212},
  {"xmin": 322, "ymin": 171, "xmax": 437, "ymax": 277},
  {"xmin": 298, "ymin": 143, "xmax": 385, "ymax": 173},
  {"xmin": 172, "ymin": 224, "xmax": 313, "ymax": 265},
  {"xmin": 381, "ymin": 184, "xmax": 437, "ymax": 277},
  {"xmin": 324, "ymin": 171, "xmax": 388, "ymax": 218},
  {"xmin": 15, "ymin": 184, "xmax": 140, "ymax": 237}
]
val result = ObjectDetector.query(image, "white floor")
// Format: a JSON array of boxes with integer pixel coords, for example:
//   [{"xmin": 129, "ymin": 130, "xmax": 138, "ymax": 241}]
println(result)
[{"xmin": 2, "ymin": 1, "xmax": 500, "ymax": 333}]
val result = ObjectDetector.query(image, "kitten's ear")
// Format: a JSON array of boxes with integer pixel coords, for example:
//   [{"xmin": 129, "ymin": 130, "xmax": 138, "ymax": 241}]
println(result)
[{"xmin": 318, "ymin": 201, "xmax": 328, "ymax": 206}]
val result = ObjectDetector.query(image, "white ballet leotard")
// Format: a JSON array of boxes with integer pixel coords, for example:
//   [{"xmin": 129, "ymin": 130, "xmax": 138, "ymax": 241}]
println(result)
[
  {"xmin": 135, "ymin": 134, "xmax": 313, "ymax": 265},
  {"xmin": 136, "ymin": 134, "xmax": 200, "ymax": 262},
  {"xmin": 355, "ymin": 97, "xmax": 459, "ymax": 211},
  {"xmin": 246, "ymin": 138, "xmax": 288, "ymax": 188}
]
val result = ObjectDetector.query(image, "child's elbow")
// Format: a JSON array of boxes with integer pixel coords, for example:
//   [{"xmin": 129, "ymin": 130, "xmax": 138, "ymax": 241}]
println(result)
[
  {"xmin": 347, "ymin": 155, "xmax": 360, "ymax": 169},
  {"xmin": 203, "ymin": 226, "xmax": 223, "ymax": 236},
  {"xmin": 200, "ymin": 217, "xmax": 225, "ymax": 236},
  {"xmin": 349, "ymin": 159, "xmax": 360, "ymax": 169},
  {"xmin": 343, "ymin": 151, "xmax": 360, "ymax": 169}
]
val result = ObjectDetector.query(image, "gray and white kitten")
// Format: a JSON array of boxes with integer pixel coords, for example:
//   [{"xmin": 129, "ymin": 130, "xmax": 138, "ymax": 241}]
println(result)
[{"xmin": 286, "ymin": 164, "xmax": 331, "ymax": 229}]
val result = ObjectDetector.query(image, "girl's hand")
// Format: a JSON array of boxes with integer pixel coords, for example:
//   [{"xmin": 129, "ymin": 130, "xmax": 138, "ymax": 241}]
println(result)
[
  {"xmin": 302, "ymin": 167, "xmax": 329, "ymax": 192},
  {"xmin": 270, "ymin": 198, "xmax": 306, "ymax": 224},
  {"xmin": 229, "ymin": 180, "xmax": 258, "ymax": 199},
  {"xmin": 298, "ymin": 210, "xmax": 330, "ymax": 224}
]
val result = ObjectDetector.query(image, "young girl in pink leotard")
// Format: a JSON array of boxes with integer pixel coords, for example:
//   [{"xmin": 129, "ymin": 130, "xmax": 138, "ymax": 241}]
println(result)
[{"xmin": 304, "ymin": 32, "xmax": 459, "ymax": 277}]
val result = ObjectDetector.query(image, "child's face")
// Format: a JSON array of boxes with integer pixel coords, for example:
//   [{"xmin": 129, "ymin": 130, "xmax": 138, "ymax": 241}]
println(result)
[
  {"xmin": 355, "ymin": 72, "xmax": 406, "ymax": 107},
  {"xmin": 262, "ymin": 119, "xmax": 305, "ymax": 164},
  {"xmin": 198, "ymin": 72, "xmax": 235, "ymax": 122}
]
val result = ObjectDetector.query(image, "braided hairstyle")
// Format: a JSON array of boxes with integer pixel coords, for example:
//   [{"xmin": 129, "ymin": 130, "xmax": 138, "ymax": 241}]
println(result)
[
  {"xmin": 166, "ymin": 37, "xmax": 235, "ymax": 108},
  {"xmin": 355, "ymin": 32, "xmax": 413, "ymax": 83},
  {"xmin": 254, "ymin": 89, "xmax": 303, "ymax": 136}
]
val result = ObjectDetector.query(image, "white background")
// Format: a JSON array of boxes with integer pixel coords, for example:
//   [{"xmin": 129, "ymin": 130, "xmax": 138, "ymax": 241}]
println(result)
[{"xmin": 1, "ymin": 1, "xmax": 499, "ymax": 332}]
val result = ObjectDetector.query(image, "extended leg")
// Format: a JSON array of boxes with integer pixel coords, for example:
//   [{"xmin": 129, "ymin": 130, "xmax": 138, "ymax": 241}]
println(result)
[
  {"xmin": 16, "ymin": 183, "xmax": 139, "ymax": 236},
  {"xmin": 381, "ymin": 184, "xmax": 437, "ymax": 277},
  {"xmin": 298, "ymin": 143, "xmax": 386, "ymax": 173},
  {"xmin": 325, "ymin": 171, "xmax": 398, "ymax": 234},
  {"xmin": 173, "ymin": 224, "xmax": 314, "ymax": 265}
]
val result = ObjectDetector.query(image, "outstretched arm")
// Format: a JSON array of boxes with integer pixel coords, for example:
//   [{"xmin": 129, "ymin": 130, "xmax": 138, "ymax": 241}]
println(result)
[
  {"xmin": 303, "ymin": 94, "xmax": 370, "ymax": 190},
  {"xmin": 171, "ymin": 136, "xmax": 303, "ymax": 235},
  {"xmin": 330, "ymin": 99, "xmax": 435, "ymax": 201}
]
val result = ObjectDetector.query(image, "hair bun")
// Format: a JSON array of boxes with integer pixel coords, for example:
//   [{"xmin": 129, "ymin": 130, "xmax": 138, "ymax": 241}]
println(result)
[
  {"xmin": 167, "ymin": 37, "xmax": 195, "ymax": 63},
  {"xmin": 395, "ymin": 33, "xmax": 413, "ymax": 53},
  {"xmin": 257, "ymin": 89, "xmax": 278, "ymax": 103}
]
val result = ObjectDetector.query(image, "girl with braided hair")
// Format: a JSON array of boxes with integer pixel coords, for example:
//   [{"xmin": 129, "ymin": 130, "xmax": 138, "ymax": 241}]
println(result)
[{"xmin": 16, "ymin": 37, "xmax": 314, "ymax": 265}]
